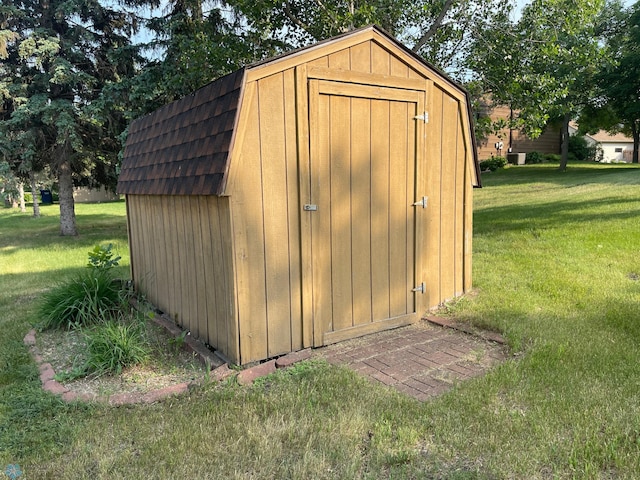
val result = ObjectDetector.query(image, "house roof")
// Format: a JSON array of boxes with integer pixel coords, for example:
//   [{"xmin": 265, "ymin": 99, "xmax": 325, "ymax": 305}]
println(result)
[
  {"xmin": 569, "ymin": 122, "xmax": 633, "ymax": 145},
  {"xmin": 117, "ymin": 25, "xmax": 479, "ymax": 196},
  {"xmin": 588, "ymin": 130, "xmax": 633, "ymax": 144}
]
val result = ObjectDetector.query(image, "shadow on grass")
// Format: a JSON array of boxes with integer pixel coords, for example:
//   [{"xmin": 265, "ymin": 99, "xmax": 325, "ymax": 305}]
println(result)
[
  {"xmin": 0, "ymin": 265, "xmax": 131, "ymax": 304},
  {"xmin": 474, "ymin": 195, "xmax": 640, "ymax": 236},
  {"xmin": 480, "ymin": 162, "xmax": 640, "ymax": 188},
  {"xmin": 0, "ymin": 236, "xmax": 129, "ymax": 262},
  {"xmin": 0, "ymin": 283, "xmax": 85, "ymax": 465},
  {"xmin": 0, "ymin": 204, "xmax": 132, "ymax": 466},
  {"xmin": 0, "ymin": 339, "xmax": 93, "ymax": 464},
  {"xmin": 0, "ymin": 216, "xmax": 128, "ymax": 250},
  {"xmin": 0, "ymin": 262, "xmax": 131, "ymax": 465}
]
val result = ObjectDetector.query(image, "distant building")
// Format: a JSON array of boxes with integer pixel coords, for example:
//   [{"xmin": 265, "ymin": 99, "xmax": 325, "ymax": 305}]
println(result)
[
  {"xmin": 73, "ymin": 186, "xmax": 120, "ymax": 203},
  {"xmin": 569, "ymin": 124, "xmax": 634, "ymax": 163},
  {"xmin": 475, "ymin": 104, "xmax": 561, "ymax": 160}
]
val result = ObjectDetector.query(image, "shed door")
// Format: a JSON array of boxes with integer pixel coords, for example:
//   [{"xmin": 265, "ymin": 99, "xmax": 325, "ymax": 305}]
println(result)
[{"xmin": 307, "ymin": 79, "xmax": 425, "ymax": 346}]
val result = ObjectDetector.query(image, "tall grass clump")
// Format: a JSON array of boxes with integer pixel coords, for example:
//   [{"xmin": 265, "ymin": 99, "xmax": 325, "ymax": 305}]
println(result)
[
  {"xmin": 84, "ymin": 318, "xmax": 149, "ymax": 375},
  {"xmin": 38, "ymin": 243, "xmax": 150, "ymax": 378},
  {"xmin": 39, "ymin": 269, "xmax": 122, "ymax": 329},
  {"xmin": 38, "ymin": 244, "xmax": 125, "ymax": 329}
]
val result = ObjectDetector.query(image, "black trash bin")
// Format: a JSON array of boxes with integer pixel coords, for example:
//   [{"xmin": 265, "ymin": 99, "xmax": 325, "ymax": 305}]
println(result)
[{"xmin": 40, "ymin": 189, "xmax": 53, "ymax": 204}]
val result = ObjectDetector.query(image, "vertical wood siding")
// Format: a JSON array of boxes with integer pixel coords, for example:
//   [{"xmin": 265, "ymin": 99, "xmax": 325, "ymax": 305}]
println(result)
[
  {"xmin": 309, "ymin": 86, "xmax": 422, "ymax": 345},
  {"xmin": 424, "ymin": 85, "xmax": 443, "ymax": 307},
  {"xmin": 126, "ymin": 195, "xmax": 237, "ymax": 361},
  {"xmin": 423, "ymin": 86, "xmax": 470, "ymax": 307},
  {"xmin": 227, "ymin": 40, "xmax": 476, "ymax": 362},
  {"xmin": 229, "ymin": 69, "xmax": 303, "ymax": 364}
]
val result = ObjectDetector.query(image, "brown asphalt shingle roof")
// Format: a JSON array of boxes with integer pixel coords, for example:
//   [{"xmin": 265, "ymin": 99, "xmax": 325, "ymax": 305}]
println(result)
[{"xmin": 117, "ymin": 68, "xmax": 245, "ymax": 196}]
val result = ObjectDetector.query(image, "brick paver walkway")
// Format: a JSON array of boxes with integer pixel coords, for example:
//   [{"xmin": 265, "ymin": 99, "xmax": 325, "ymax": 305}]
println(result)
[{"xmin": 317, "ymin": 319, "xmax": 508, "ymax": 401}]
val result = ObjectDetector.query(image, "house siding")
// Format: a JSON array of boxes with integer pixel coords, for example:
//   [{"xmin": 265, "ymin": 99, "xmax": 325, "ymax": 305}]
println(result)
[{"xmin": 476, "ymin": 104, "xmax": 561, "ymax": 159}]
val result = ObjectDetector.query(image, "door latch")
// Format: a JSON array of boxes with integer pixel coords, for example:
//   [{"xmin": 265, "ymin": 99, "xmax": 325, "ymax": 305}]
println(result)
[
  {"xmin": 412, "ymin": 196, "xmax": 428, "ymax": 208},
  {"xmin": 414, "ymin": 112, "xmax": 429, "ymax": 123}
]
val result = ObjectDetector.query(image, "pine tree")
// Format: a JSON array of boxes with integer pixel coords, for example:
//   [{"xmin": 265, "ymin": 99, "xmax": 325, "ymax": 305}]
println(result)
[{"xmin": 0, "ymin": 0, "xmax": 137, "ymax": 234}]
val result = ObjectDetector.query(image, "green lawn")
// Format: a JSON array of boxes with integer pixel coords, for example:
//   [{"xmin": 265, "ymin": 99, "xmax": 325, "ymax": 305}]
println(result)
[{"xmin": 1, "ymin": 163, "xmax": 639, "ymax": 479}]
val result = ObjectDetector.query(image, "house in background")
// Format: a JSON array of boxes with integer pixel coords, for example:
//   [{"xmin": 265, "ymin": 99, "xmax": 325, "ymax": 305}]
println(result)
[
  {"xmin": 568, "ymin": 124, "xmax": 634, "ymax": 163},
  {"xmin": 475, "ymin": 104, "xmax": 561, "ymax": 160},
  {"xmin": 73, "ymin": 186, "xmax": 120, "ymax": 203}
]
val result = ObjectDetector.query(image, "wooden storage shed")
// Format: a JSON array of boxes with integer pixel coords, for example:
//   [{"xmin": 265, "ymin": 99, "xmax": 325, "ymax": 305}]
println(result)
[{"xmin": 117, "ymin": 26, "xmax": 480, "ymax": 365}]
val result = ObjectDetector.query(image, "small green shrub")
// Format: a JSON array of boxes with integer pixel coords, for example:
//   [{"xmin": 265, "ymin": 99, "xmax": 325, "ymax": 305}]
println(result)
[
  {"xmin": 39, "ymin": 269, "xmax": 122, "ymax": 329},
  {"xmin": 590, "ymin": 144, "xmax": 604, "ymax": 162},
  {"xmin": 87, "ymin": 244, "xmax": 121, "ymax": 271},
  {"xmin": 168, "ymin": 329, "xmax": 188, "ymax": 353},
  {"xmin": 568, "ymin": 134, "xmax": 590, "ymax": 161},
  {"xmin": 39, "ymin": 244, "xmax": 128, "ymax": 330},
  {"xmin": 544, "ymin": 154, "xmax": 561, "ymax": 163},
  {"xmin": 479, "ymin": 156, "xmax": 507, "ymax": 172},
  {"xmin": 85, "ymin": 319, "xmax": 150, "ymax": 375},
  {"xmin": 525, "ymin": 151, "xmax": 545, "ymax": 164},
  {"xmin": 55, "ymin": 365, "xmax": 89, "ymax": 382}
]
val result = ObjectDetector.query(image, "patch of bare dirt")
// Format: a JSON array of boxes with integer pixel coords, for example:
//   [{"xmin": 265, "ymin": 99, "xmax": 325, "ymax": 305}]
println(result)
[{"xmin": 36, "ymin": 322, "xmax": 208, "ymax": 398}]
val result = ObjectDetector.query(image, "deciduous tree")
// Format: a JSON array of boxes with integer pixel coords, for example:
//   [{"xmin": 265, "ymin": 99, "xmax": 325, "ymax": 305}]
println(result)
[
  {"xmin": 226, "ymin": 0, "xmax": 511, "ymax": 74},
  {"xmin": 580, "ymin": 0, "xmax": 640, "ymax": 163},
  {"xmin": 469, "ymin": 0, "xmax": 609, "ymax": 170}
]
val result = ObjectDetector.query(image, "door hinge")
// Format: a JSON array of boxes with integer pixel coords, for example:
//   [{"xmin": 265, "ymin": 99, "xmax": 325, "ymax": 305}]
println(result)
[
  {"xmin": 412, "ymin": 196, "xmax": 428, "ymax": 208},
  {"xmin": 414, "ymin": 112, "xmax": 429, "ymax": 123},
  {"xmin": 412, "ymin": 282, "xmax": 425, "ymax": 294}
]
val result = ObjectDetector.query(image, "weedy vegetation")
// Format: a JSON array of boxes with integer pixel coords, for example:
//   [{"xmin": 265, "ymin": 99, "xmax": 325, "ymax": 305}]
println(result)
[
  {"xmin": 37, "ymin": 242, "xmax": 149, "ymax": 379},
  {"xmin": 83, "ymin": 318, "xmax": 150, "ymax": 376}
]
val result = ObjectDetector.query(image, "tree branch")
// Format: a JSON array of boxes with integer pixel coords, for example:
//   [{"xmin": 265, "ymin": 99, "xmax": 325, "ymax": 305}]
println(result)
[
  {"xmin": 283, "ymin": 1, "xmax": 312, "ymax": 36},
  {"xmin": 314, "ymin": 0, "xmax": 344, "ymax": 33},
  {"xmin": 411, "ymin": 0, "xmax": 457, "ymax": 53}
]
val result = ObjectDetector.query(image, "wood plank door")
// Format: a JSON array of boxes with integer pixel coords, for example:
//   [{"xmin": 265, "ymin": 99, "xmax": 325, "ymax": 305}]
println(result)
[{"xmin": 307, "ymin": 79, "xmax": 425, "ymax": 346}]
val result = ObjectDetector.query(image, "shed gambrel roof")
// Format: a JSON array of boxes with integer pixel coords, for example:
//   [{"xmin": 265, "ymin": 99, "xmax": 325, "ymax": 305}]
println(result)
[
  {"xmin": 117, "ymin": 25, "xmax": 480, "ymax": 196},
  {"xmin": 117, "ymin": 69, "xmax": 244, "ymax": 196}
]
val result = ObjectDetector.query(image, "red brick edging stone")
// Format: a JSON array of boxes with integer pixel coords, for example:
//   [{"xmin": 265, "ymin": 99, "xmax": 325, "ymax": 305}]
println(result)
[
  {"xmin": 24, "ymin": 328, "xmax": 234, "ymax": 404},
  {"xmin": 24, "ymin": 329, "xmax": 314, "ymax": 404}
]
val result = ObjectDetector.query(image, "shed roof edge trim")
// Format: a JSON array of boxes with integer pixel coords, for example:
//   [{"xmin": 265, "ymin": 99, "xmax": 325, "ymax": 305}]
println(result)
[
  {"xmin": 215, "ymin": 70, "xmax": 248, "ymax": 195},
  {"xmin": 244, "ymin": 25, "xmax": 468, "ymax": 100}
]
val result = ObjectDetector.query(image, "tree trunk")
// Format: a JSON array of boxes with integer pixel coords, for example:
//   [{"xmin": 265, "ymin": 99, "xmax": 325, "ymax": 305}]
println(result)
[
  {"xmin": 632, "ymin": 120, "xmax": 639, "ymax": 164},
  {"xmin": 18, "ymin": 182, "xmax": 26, "ymax": 212},
  {"xmin": 30, "ymin": 171, "xmax": 41, "ymax": 218},
  {"xmin": 58, "ymin": 160, "xmax": 77, "ymax": 236},
  {"xmin": 559, "ymin": 113, "xmax": 571, "ymax": 172},
  {"xmin": 508, "ymin": 106, "xmax": 514, "ymax": 152}
]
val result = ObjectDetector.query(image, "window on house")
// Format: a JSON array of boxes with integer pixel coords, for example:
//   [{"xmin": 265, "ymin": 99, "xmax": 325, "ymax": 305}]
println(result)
[{"xmin": 615, "ymin": 147, "xmax": 623, "ymax": 153}]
